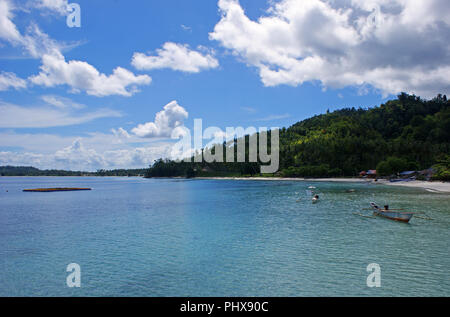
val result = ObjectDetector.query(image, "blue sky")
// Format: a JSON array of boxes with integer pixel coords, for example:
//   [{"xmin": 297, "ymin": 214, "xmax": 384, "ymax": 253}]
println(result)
[{"xmin": 0, "ymin": 0, "xmax": 449, "ymax": 170}]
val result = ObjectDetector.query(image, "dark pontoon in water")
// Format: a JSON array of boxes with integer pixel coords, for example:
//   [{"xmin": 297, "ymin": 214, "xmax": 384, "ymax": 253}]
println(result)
[{"xmin": 23, "ymin": 188, "xmax": 91, "ymax": 192}]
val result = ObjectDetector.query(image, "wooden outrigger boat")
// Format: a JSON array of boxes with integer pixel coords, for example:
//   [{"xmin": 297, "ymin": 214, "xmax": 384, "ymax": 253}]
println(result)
[{"xmin": 370, "ymin": 202, "xmax": 414, "ymax": 223}]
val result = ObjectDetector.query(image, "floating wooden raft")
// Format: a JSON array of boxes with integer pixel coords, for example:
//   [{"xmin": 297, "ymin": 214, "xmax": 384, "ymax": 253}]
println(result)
[{"xmin": 23, "ymin": 188, "xmax": 91, "ymax": 192}]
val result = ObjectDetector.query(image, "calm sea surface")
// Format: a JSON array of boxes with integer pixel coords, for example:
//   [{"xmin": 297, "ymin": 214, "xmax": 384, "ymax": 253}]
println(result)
[{"xmin": 0, "ymin": 177, "xmax": 449, "ymax": 296}]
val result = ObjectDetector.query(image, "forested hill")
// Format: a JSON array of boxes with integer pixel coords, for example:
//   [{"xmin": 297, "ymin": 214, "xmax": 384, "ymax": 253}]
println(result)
[{"xmin": 146, "ymin": 93, "xmax": 450, "ymax": 180}]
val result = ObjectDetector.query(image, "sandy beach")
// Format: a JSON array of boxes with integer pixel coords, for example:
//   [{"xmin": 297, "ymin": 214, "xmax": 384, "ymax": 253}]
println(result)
[
  {"xmin": 380, "ymin": 179, "xmax": 450, "ymax": 193},
  {"xmin": 195, "ymin": 177, "xmax": 450, "ymax": 193}
]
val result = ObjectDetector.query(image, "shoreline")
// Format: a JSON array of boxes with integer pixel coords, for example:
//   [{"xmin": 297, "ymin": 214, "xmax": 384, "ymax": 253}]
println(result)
[
  {"xmin": 194, "ymin": 177, "xmax": 450, "ymax": 193},
  {"xmin": 195, "ymin": 177, "xmax": 368, "ymax": 183},
  {"xmin": 379, "ymin": 179, "xmax": 450, "ymax": 193}
]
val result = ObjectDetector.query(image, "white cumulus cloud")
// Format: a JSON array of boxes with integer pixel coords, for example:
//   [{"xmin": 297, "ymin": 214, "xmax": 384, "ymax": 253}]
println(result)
[
  {"xmin": 30, "ymin": 50, "xmax": 152, "ymax": 97},
  {"xmin": 0, "ymin": 1, "xmax": 150, "ymax": 97},
  {"xmin": 132, "ymin": 100, "xmax": 189, "ymax": 138},
  {"xmin": 0, "ymin": 0, "xmax": 21, "ymax": 43},
  {"xmin": 132, "ymin": 42, "xmax": 219, "ymax": 73},
  {"xmin": 34, "ymin": 0, "xmax": 68, "ymax": 15},
  {"xmin": 54, "ymin": 139, "xmax": 106, "ymax": 170},
  {"xmin": 209, "ymin": 0, "xmax": 450, "ymax": 97},
  {"xmin": 111, "ymin": 127, "xmax": 131, "ymax": 140}
]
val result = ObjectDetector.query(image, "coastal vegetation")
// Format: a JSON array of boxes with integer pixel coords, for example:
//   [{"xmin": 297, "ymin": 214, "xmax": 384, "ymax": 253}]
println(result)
[
  {"xmin": 0, "ymin": 166, "xmax": 147, "ymax": 177},
  {"xmin": 431, "ymin": 155, "xmax": 450, "ymax": 181},
  {"xmin": 145, "ymin": 93, "xmax": 450, "ymax": 180}
]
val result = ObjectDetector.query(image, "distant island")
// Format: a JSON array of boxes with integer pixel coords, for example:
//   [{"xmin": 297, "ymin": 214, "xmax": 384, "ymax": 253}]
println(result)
[
  {"xmin": 0, "ymin": 166, "xmax": 147, "ymax": 177},
  {"xmin": 146, "ymin": 93, "xmax": 450, "ymax": 181}
]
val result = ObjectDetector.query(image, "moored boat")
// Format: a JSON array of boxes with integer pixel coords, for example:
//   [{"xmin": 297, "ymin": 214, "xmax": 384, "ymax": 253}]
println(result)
[{"xmin": 370, "ymin": 202, "xmax": 413, "ymax": 223}]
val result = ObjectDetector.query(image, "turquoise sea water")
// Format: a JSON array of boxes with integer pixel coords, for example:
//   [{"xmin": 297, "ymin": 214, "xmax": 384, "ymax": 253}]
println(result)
[{"xmin": 0, "ymin": 177, "xmax": 449, "ymax": 297}]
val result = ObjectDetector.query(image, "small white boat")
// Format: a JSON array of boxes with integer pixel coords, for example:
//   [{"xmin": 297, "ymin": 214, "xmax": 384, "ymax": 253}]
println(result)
[{"xmin": 308, "ymin": 186, "xmax": 316, "ymax": 189}]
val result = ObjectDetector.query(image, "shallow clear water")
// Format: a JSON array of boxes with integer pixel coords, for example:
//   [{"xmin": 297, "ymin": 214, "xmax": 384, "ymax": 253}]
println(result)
[{"xmin": 0, "ymin": 177, "xmax": 449, "ymax": 296}]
